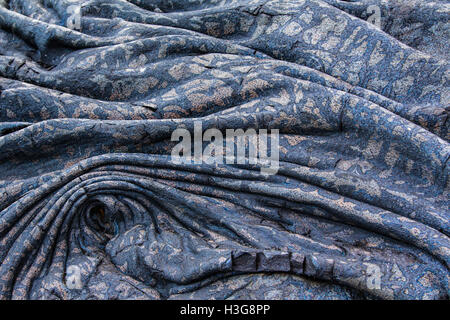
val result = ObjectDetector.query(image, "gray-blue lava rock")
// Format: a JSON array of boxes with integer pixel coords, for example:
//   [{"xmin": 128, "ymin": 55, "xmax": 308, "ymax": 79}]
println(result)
[{"xmin": 0, "ymin": 0, "xmax": 448, "ymax": 300}]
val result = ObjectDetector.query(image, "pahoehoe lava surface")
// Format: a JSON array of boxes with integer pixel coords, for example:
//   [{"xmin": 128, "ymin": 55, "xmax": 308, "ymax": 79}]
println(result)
[{"xmin": 0, "ymin": 0, "xmax": 449, "ymax": 300}]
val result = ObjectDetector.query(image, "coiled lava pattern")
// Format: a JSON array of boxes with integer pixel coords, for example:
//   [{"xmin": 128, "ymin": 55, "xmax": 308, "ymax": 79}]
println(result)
[{"xmin": 0, "ymin": 0, "xmax": 448, "ymax": 300}]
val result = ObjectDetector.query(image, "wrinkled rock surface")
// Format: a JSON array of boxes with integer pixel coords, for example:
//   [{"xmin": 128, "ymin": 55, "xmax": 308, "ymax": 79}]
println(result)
[{"xmin": 0, "ymin": 0, "xmax": 448, "ymax": 300}]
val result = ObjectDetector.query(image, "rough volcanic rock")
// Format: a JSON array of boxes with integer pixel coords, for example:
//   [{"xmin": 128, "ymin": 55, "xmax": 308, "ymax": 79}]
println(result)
[{"xmin": 0, "ymin": 0, "xmax": 448, "ymax": 300}]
